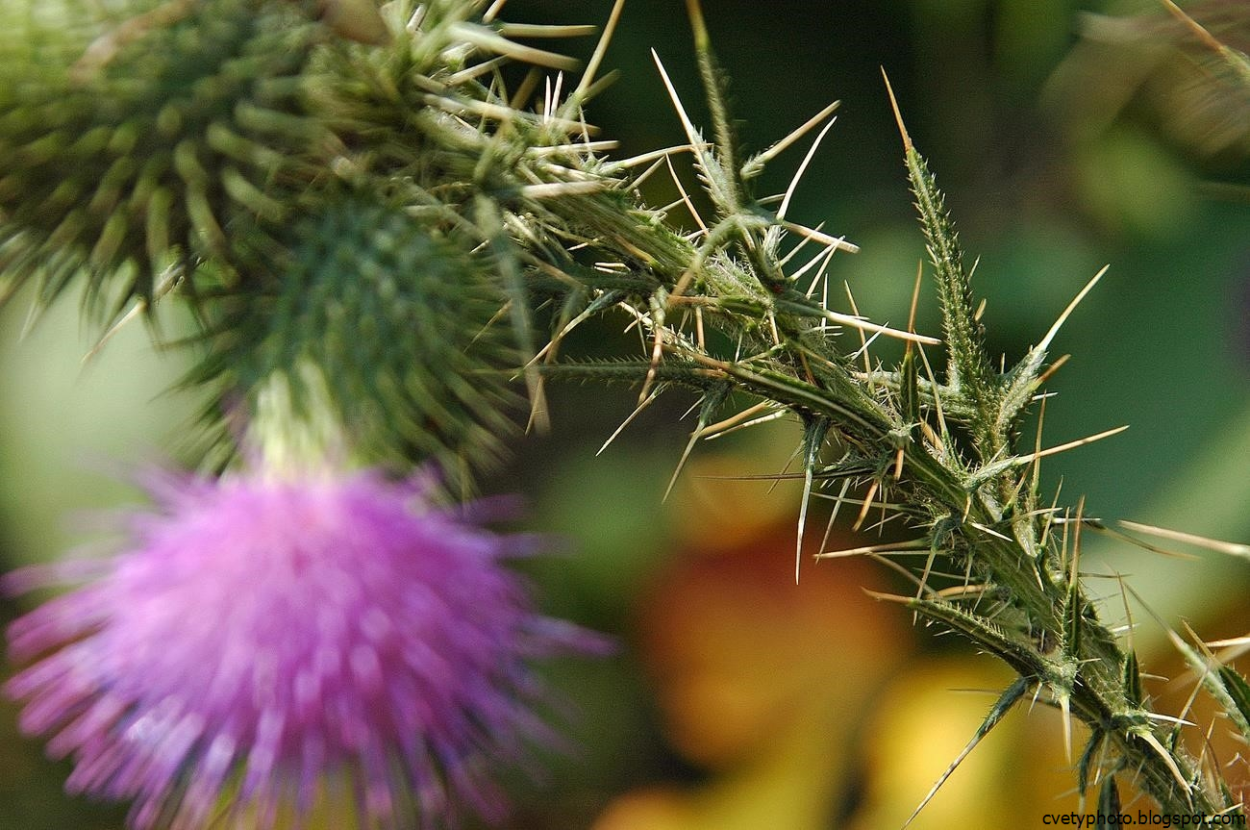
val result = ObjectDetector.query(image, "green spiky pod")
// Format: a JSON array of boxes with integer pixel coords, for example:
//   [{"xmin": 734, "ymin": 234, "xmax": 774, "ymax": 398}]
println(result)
[
  {"xmin": 285, "ymin": 0, "xmax": 643, "ymax": 438},
  {"xmin": 290, "ymin": 0, "xmax": 577, "ymax": 225},
  {"xmin": 197, "ymin": 192, "xmax": 519, "ymax": 483},
  {"xmin": 0, "ymin": 0, "xmax": 335, "ymax": 318},
  {"xmin": 190, "ymin": 1, "xmax": 609, "ymax": 478}
]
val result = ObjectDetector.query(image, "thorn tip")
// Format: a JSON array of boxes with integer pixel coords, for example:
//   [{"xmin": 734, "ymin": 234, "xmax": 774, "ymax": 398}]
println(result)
[{"xmin": 881, "ymin": 68, "xmax": 912, "ymax": 153}]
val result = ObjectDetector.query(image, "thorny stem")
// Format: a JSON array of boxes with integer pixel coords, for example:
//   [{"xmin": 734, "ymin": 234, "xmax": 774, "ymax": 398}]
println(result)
[{"xmin": 531, "ymin": 46, "xmax": 1233, "ymax": 811}]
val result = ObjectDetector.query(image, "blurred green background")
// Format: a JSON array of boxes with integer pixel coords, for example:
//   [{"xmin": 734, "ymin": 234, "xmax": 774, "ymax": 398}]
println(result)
[{"xmin": 2, "ymin": 0, "xmax": 1248, "ymax": 827}]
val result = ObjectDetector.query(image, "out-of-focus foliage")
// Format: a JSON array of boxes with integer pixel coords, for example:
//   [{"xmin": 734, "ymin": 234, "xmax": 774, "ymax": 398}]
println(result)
[{"xmin": 1051, "ymin": 1, "xmax": 1250, "ymax": 165}]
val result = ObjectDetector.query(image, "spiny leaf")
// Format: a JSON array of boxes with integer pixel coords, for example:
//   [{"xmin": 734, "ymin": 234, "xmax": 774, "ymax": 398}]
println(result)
[
  {"xmin": 1217, "ymin": 665, "xmax": 1250, "ymax": 741},
  {"xmin": 1130, "ymin": 727, "xmax": 1193, "ymax": 802},
  {"xmin": 796, "ymin": 416, "xmax": 831, "ymax": 583},
  {"xmin": 1123, "ymin": 651, "xmax": 1143, "ymax": 707},
  {"xmin": 1098, "ymin": 774, "xmax": 1122, "ymax": 817},
  {"xmin": 1064, "ymin": 577, "xmax": 1083, "ymax": 663},
  {"xmin": 908, "ymin": 598, "xmax": 1046, "ymax": 679},
  {"xmin": 1077, "ymin": 730, "xmax": 1104, "ymax": 809},
  {"xmin": 882, "ymin": 70, "xmax": 997, "ymax": 456},
  {"xmin": 903, "ymin": 676, "xmax": 1030, "ymax": 828},
  {"xmin": 1166, "ymin": 627, "xmax": 1250, "ymax": 745},
  {"xmin": 998, "ymin": 265, "xmax": 1106, "ymax": 438},
  {"xmin": 898, "ymin": 337, "xmax": 921, "ymax": 431},
  {"xmin": 664, "ymin": 382, "xmax": 733, "ymax": 502},
  {"xmin": 684, "ymin": 0, "xmax": 744, "ymax": 213},
  {"xmin": 740, "ymin": 100, "xmax": 841, "ymax": 181},
  {"xmin": 477, "ymin": 194, "xmax": 546, "ymax": 429}
]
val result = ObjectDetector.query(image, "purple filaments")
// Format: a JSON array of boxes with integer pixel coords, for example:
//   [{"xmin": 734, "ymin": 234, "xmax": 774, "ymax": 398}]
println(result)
[{"xmin": 5, "ymin": 468, "xmax": 606, "ymax": 829}]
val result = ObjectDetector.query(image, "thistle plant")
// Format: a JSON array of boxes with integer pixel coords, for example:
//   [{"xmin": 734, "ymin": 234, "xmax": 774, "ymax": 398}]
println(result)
[{"xmin": 1, "ymin": 0, "xmax": 1248, "ymax": 827}]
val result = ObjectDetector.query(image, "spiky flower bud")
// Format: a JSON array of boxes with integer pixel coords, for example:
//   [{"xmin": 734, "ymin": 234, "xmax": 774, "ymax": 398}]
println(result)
[{"xmin": 0, "ymin": 0, "xmax": 332, "ymax": 312}]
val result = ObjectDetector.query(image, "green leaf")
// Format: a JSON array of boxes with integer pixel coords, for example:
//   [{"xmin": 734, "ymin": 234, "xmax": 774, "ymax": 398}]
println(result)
[
  {"xmin": 884, "ymin": 73, "xmax": 998, "ymax": 457},
  {"xmin": 1123, "ymin": 651, "xmax": 1143, "ymax": 707},
  {"xmin": 1217, "ymin": 665, "xmax": 1250, "ymax": 744}
]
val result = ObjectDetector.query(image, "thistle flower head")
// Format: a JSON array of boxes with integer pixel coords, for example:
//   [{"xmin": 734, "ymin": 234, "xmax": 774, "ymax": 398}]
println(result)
[{"xmin": 5, "ymin": 463, "xmax": 604, "ymax": 829}]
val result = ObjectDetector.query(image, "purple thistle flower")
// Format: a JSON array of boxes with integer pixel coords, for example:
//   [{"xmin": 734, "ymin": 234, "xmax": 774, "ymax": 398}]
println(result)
[{"xmin": 4, "ymin": 466, "xmax": 606, "ymax": 829}]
